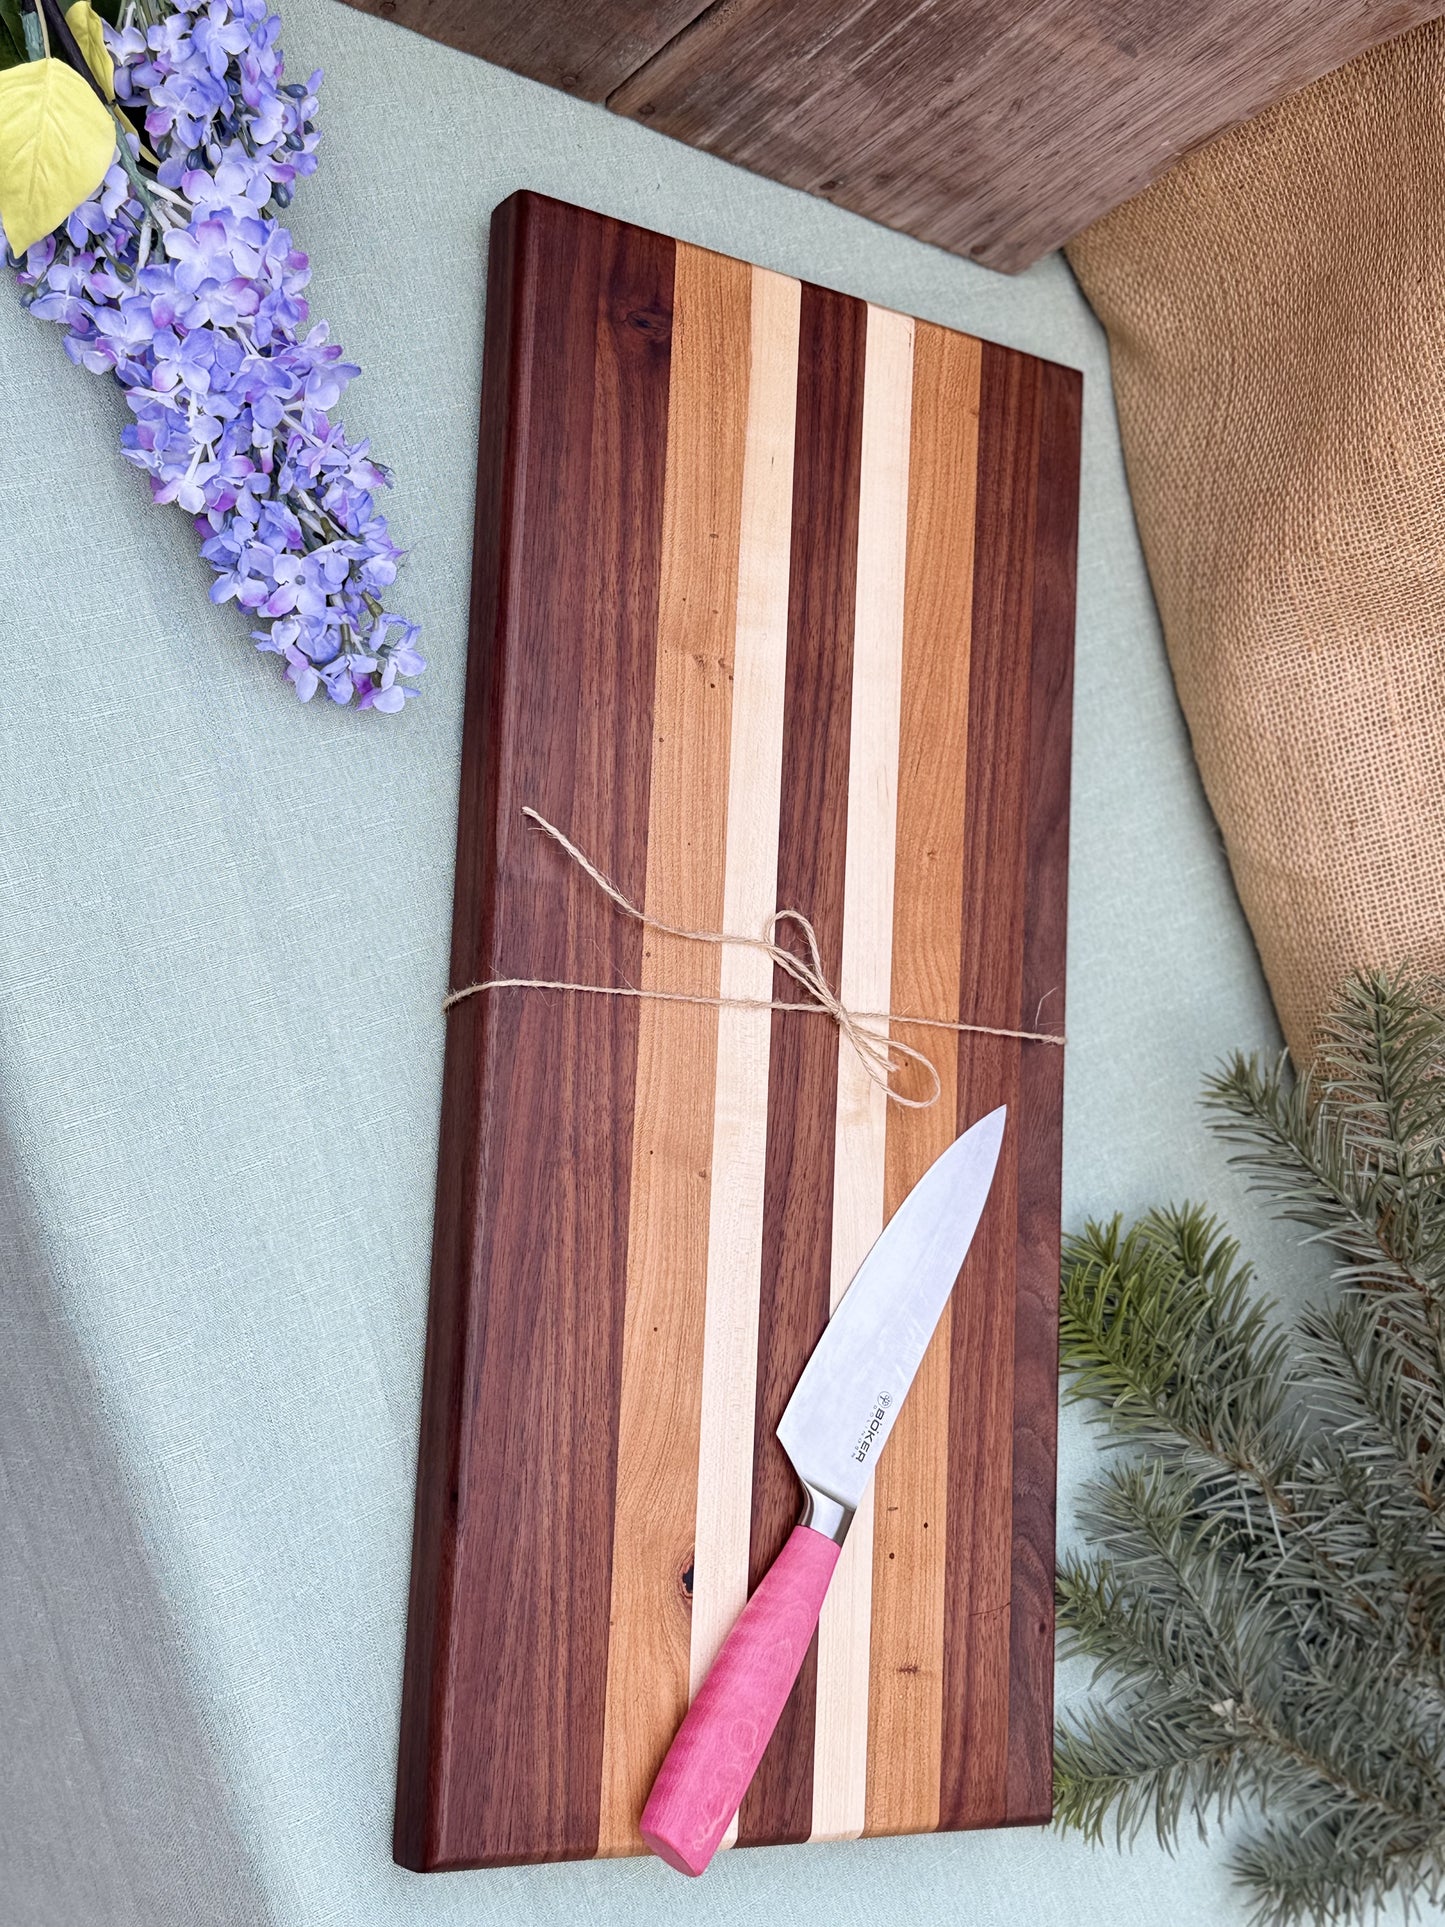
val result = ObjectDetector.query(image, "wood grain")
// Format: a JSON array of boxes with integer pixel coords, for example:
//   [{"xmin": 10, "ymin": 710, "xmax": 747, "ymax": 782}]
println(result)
[
  {"xmin": 686, "ymin": 264, "xmax": 799, "ymax": 1863},
  {"xmin": 1006, "ymin": 358, "xmax": 1080, "ymax": 1824},
  {"xmin": 394, "ymin": 192, "xmax": 674, "ymax": 1870},
  {"xmin": 863, "ymin": 321, "xmax": 981, "ymax": 1839},
  {"xmin": 393, "ymin": 184, "xmax": 524, "ymax": 1881},
  {"xmin": 810, "ymin": 301, "xmax": 913, "ymax": 1845},
  {"xmin": 337, "ymin": 0, "xmax": 1445, "ymax": 272},
  {"xmin": 332, "ymin": 0, "xmax": 704, "ymax": 100},
  {"xmin": 608, "ymin": 0, "xmax": 1445, "ymax": 272},
  {"xmin": 397, "ymin": 195, "xmax": 1079, "ymax": 1868},
  {"xmin": 596, "ymin": 241, "xmax": 752, "ymax": 1857},
  {"xmin": 740, "ymin": 279, "xmax": 866, "ymax": 1848},
  {"xmin": 940, "ymin": 342, "xmax": 1043, "ymax": 1833}
]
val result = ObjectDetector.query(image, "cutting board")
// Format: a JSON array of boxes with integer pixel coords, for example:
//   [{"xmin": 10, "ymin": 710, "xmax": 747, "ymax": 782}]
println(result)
[{"xmin": 395, "ymin": 191, "xmax": 1081, "ymax": 1871}]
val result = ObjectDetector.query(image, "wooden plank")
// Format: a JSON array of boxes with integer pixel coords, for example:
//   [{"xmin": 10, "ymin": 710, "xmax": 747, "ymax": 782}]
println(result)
[
  {"xmin": 685, "ymin": 264, "xmax": 799, "ymax": 1859},
  {"xmin": 862, "ymin": 321, "xmax": 981, "ymax": 1839},
  {"xmin": 605, "ymin": 0, "xmax": 1445, "ymax": 273},
  {"xmin": 595, "ymin": 241, "xmax": 752, "ymax": 1857},
  {"xmin": 1006, "ymin": 358, "xmax": 1080, "ymax": 1823},
  {"xmin": 939, "ymin": 342, "xmax": 1042, "ymax": 1832},
  {"xmin": 810, "ymin": 301, "xmax": 913, "ymax": 1844},
  {"xmin": 394, "ymin": 192, "xmax": 674, "ymax": 1870},
  {"xmin": 336, "ymin": 0, "xmax": 1445, "ymax": 270},
  {"xmin": 332, "ymin": 0, "xmax": 705, "ymax": 101},
  {"xmin": 739, "ymin": 279, "xmax": 867, "ymax": 1849}
]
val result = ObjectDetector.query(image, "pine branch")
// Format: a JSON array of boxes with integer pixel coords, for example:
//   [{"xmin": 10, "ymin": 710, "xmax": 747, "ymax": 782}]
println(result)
[
  {"xmin": 1206, "ymin": 984, "xmax": 1445, "ymax": 1317},
  {"xmin": 1061, "ymin": 1207, "xmax": 1395, "ymax": 1646},
  {"xmin": 1231, "ymin": 1821, "xmax": 1442, "ymax": 1927},
  {"xmin": 1059, "ymin": 1550, "xmax": 1222, "ymax": 1697},
  {"xmin": 1055, "ymin": 971, "xmax": 1445, "ymax": 1925},
  {"xmin": 1054, "ymin": 1696, "xmax": 1243, "ymax": 1848},
  {"xmin": 1061, "ymin": 1208, "xmax": 1302, "ymax": 1516},
  {"xmin": 1316, "ymin": 971, "xmax": 1445, "ymax": 1190}
]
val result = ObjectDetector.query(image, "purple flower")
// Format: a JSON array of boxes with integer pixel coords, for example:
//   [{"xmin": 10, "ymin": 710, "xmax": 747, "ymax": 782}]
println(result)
[
  {"xmin": 6, "ymin": 0, "xmax": 420, "ymax": 712},
  {"xmin": 92, "ymin": 296, "xmax": 161, "ymax": 366},
  {"xmin": 164, "ymin": 216, "xmax": 238, "ymax": 289},
  {"xmin": 65, "ymin": 199, "xmax": 110, "ymax": 247},
  {"xmin": 31, "ymin": 287, "xmax": 87, "ymax": 328},
  {"xmin": 190, "ymin": 1, "xmax": 252, "ymax": 75},
  {"xmin": 107, "ymin": 23, "xmax": 147, "ymax": 88},
  {"xmin": 150, "ymin": 324, "xmax": 216, "ymax": 393},
  {"xmin": 185, "ymin": 155, "xmax": 274, "ymax": 217}
]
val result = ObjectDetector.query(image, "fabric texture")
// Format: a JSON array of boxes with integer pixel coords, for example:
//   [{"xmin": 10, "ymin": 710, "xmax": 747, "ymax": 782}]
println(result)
[
  {"xmin": 0, "ymin": 0, "xmax": 1324, "ymax": 1921},
  {"xmin": 1067, "ymin": 21, "xmax": 1445, "ymax": 1065}
]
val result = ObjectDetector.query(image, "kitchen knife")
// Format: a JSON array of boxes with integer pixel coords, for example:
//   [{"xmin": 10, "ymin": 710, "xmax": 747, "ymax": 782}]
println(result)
[{"xmin": 639, "ymin": 1104, "xmax": 1008, "ymax": 1874}]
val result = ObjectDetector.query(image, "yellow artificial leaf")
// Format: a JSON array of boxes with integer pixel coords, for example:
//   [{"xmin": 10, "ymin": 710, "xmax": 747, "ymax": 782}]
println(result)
[
  {"xmin": 65, "ymin": 0, "xmax": 114, "ymax": 99},
  {"xmin": 0, "ymin": 57, "xmax": 115, "ymax": 256}
]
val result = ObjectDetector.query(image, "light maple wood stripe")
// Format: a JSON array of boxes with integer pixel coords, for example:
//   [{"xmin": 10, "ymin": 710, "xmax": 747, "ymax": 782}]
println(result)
[
  {"xmin": 863, "ymin": 322, "xmax": 982, "ymax": 1838},
  {"xmin": 688, "ymin": 263, "xmax": 801, "ymax": 1850},
  {"xmin": 809, "ymin": 302, "xmax": 914, "ymax": 1844},
  {"xmin": 596, "ymin": 243, "xmax": 753, "ymax": 1857}
]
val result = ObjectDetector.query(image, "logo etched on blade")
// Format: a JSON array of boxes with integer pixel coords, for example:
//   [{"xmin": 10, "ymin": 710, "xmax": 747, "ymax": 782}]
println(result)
[{"xmin": 852, "ymin": 1391, "xmax": 893, "ymax": 1465}]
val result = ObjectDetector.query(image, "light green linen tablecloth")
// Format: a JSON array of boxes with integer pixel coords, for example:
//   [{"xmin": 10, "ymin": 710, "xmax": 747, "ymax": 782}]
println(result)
[{"xmin": 0, "ymin": 4, "xmax": 1346, "ymax": 1921}]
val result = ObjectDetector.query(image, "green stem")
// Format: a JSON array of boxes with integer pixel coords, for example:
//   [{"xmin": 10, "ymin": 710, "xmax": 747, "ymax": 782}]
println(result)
[
  {"xmin": 108, "ymin": 113, "xmax": 163, "ymax": 223},
  {"xmin": 37, "ymin": 0, "xmax": 104, "ymax": 97},
  {"xmin": 19, "ymin": 0, "xmax": 44, "ymax": 59}
]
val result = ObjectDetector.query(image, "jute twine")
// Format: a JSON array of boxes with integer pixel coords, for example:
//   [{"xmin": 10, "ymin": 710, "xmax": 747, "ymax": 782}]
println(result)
[{"xmin": 444, "ymin": 807, "xmax": 1066, "ymax": 1111}]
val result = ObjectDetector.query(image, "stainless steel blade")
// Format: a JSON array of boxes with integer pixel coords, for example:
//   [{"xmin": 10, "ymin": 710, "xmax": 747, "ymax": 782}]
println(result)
[{"xmin": 776, "ymin": 1106, "xmax": 1006, "ymax": 1521}]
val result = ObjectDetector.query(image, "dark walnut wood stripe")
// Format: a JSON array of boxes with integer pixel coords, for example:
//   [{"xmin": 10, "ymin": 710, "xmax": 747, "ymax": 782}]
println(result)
[
  {"xmin": 739, "ymin": 279, "xmax": 867, "ymax": 1849},
  {"xmin": 940, "ymin": 340, "xmax": 1044, "ymax": 1835},
  {"xmin": 394, "ymin": 191, "xmax": 675, "ymax": 1870},
  {"xmin": 392, "ymin": 185, "xmax": 525, "ymax": 1881},
  {"xmin": 1006, "ymin": 358, "xmax": 1080, "ymax": 1824}
]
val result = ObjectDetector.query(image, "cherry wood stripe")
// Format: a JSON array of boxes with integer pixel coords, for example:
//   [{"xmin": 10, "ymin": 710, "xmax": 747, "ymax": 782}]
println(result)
[
  {"xmin": 596, "ymin": 241, "xmax": 752, "ymax": 1857},
  {"xmin": 1006, "ymin": 359, "xmax": 1080, "ymax": 1824},
  {"xmin": 862, "ymin": 321, "xmax": 983, "ymax": 1838},
  {"xmin": 688, "ymin": 263, "xmax": 801, "ymax": 1854},
  {"xmin": 939, "ymin": 341, "xmax": 1044, "ymax": 1835},
  {"xmin": 738, "ymin": 279, "xmax": 868, "ymax": 1849},
  {"xmin": 811, "ymin": 301, "xmax": 915, "ymax": 1844},
  {"xmin": 394, "ymin": 193, "xmax": 675, "ymax": 1870}
]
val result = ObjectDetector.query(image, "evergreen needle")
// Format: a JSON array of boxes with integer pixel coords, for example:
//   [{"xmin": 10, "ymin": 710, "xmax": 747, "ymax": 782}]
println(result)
[{"xmin": 1056, "ymin": 970, "xmax": 1445, "ymax": 1927}]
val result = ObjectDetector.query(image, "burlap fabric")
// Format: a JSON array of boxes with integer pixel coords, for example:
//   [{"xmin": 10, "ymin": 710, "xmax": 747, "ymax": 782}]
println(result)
[{"xmin": 1067, "ymin": 20, "xmax": 1445, "ymax": 1064}]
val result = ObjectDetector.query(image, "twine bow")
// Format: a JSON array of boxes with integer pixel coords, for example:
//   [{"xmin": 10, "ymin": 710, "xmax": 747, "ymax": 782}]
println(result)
[{"xmin": 444, "ymin": 807, "xmax": 1066, "ymax": 1110}]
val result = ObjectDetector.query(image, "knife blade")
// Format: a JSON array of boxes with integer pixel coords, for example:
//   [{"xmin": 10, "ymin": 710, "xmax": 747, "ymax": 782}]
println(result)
[{"xmin": 639, "ymin": 1104, "xmax": 1007, "ymax": 1874}]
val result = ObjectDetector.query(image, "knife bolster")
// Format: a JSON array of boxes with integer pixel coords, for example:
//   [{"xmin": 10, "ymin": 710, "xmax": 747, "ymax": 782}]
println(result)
[{"xmin": 797, "ymin": 1481, "xmax": 853, "ymax": 1546}]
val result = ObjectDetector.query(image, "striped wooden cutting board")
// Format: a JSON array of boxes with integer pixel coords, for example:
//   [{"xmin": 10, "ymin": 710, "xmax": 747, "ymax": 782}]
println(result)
[{"xmin": 395, "ymin": 191, "xmax": 1081, "ymax": 1871}]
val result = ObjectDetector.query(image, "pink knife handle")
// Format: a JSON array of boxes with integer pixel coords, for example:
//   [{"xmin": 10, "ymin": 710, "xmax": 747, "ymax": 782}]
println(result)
[{"xmin": 640, "ymin": 1523, "xmax": 841, "ymax": 1875}]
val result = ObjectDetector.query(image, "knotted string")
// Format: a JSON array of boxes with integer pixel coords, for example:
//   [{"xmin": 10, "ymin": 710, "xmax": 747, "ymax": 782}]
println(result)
[{"xmin": 443, "ymin": 807, "xmax": 1066, "ymax": 1110}]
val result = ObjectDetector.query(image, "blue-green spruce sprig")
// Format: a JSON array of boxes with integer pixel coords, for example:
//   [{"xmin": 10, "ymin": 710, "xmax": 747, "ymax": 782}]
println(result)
[{"xmin": 1056, "ymin": 970, "xmax": 1445, "ymax": 1927}]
